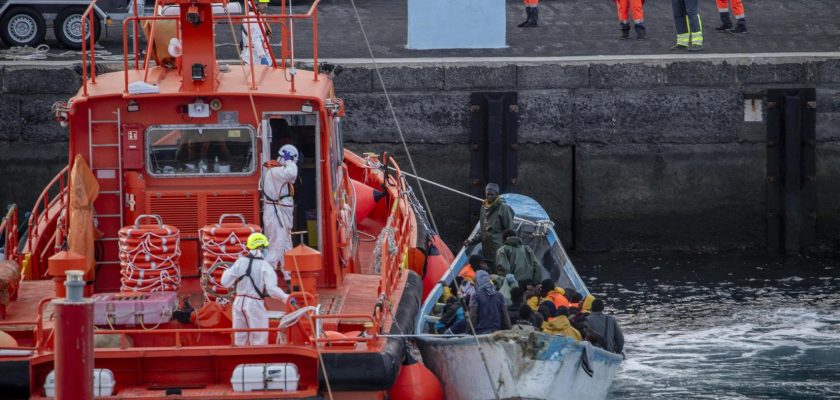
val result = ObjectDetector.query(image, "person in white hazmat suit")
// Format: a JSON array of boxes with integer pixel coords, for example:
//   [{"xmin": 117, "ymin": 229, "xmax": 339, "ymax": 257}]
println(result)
[
  {"xmin": 261, "ymin": 144, "xmax": 299, "ymax": 287},
  {"xmin": 240, "ymin": 0, "xmax": 272, "ymax": 65},
  {"xmin": 221, "ymin": 233, "xmax": 291, "ymax": 346}
]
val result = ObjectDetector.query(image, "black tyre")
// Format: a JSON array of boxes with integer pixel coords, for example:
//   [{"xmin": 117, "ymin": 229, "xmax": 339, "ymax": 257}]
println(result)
[
  {"xmin": 54, "ymin": 7, "xmax": 102, "ymax": 50},
  {"xmin": 0, "ymin": 7, "xmax": 46, "ymax": 47}
]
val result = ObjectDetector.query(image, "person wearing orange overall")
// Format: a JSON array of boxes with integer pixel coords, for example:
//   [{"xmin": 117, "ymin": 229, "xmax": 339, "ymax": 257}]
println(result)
[
  {"xmin": 614, "ymin": 0, "xmax": 646, "ymax": 40},
  {"xmin": 517, "ymin": 0, "xmax": 539, "ymax": 28},
  {"xmin": 716, "ymin": 0, "xmax": 747, "ymax": 34}
]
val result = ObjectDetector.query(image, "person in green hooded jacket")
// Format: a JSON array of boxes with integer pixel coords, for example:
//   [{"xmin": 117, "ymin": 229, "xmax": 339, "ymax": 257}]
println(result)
[
  {"xmin": 495, "ymin": 229, "xmax": 542, "ymax": 287},
  {"xmin": 465, "ymin": 183, "xmax": 514, "ymax": 262}
]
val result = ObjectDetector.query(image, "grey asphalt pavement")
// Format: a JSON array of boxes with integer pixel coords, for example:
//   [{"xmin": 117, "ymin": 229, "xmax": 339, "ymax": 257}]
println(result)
[{"xmin": 3, "ymin": 0, "xmax": 840, "ymax": 61}]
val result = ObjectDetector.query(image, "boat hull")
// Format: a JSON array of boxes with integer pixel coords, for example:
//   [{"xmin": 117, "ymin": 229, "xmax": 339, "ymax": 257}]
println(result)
[{"xmin": 416, "ymin": 330, "xmax": 623, "ymax": 400}]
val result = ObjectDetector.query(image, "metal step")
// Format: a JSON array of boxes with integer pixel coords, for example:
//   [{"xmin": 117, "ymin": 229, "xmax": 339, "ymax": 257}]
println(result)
[{"xmin": 91, "ymin": 144, "xmax": 119, "ymax": 148}]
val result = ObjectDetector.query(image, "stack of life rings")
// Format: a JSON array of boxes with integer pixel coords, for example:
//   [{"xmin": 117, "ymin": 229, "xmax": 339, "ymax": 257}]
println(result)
[
  {"xmin": 199, "ymin": 214, "xmax": 261, "ymax": 305},
  {"xmin": 119, "ymin": 214, "xmax": 182, "ymax": 292}
]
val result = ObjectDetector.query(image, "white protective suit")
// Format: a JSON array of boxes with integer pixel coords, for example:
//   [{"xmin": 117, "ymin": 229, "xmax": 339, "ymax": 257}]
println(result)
[
  {"xmin": 262, "ymin": 160, "xmax": 297, "ymax": 281},
  {"xmin": 240, "ymin": 12, "xmax": 271, "ymax": 65},
  {"xmin": 221, "ymin": 250, "xmax": 290, "ymax": 346}
]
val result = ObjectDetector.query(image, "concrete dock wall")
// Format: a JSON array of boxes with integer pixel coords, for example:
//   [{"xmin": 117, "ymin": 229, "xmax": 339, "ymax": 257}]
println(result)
[{"xmin": 1, "ymin": 55, "xmax": 839, "ymax": 252}]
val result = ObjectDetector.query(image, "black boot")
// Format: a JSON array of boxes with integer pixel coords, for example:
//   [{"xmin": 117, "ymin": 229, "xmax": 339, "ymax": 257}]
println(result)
[
  {"xmin": 729, "ymin": 18, "xmax": 747, "ymax": 34},
  {"xmin": 716, "ymin": 12, "xmax": 733, "ymax": 32},
  {"xmin": 620, "ymin": 22, "xmax": 631, "ymax": 39},
  {"xmin": 528, "ymin": 7, "xmax": 539, "ymax": 27},
  {"xmin": 517, "ymin": 7, "xmax": 531, "ymax": 27},
  {"xmin": 634, "ymin": 23, "xmax": 647, "ymax": 40}
]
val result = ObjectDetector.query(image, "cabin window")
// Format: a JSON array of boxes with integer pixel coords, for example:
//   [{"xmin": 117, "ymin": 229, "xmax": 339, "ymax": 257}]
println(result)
[{"xmin": 146, "ymin": 125, "xmax": 256, "ymax": 176}]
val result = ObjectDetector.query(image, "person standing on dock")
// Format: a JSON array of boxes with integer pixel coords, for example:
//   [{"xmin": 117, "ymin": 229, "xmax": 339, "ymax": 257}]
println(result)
[
  {"xmin": 465, "ymin": 183, "xmax": 514, "ymax": 263},
  {"xmin": 517, "ymin": 0, "xmax": 539, "ymax": 28},
  {"xmin": 222, "ymin": 233, "xmax": 291, "ymax": 346},
  {"xmin": 670, "ymin": 0, "xmax": 704, "ymax": 51},
  {"xmin": 261, "ymin": 144, "xmax": 299, "ymax": 288},
  {"xmin": 715, "ymin": 0, "xmax": 747, "ymax": 33},
  {"xmin": 614, "ymin": 0, "xmax": 646, "ymax": 39}
]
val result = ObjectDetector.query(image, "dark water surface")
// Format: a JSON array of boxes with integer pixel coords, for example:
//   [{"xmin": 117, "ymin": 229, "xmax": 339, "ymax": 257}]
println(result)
[{"xmin": 573, "ymin": 252, "xmax": 840, "ymax": 400}]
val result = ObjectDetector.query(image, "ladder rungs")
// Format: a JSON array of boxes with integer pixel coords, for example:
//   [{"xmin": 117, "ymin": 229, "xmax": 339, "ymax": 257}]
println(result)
[
  {"xmin": 91, "ymin": 120, "xmax": 119, "ymax": 124},
  {"xmin": 92, "ymin": 144, "xmax": 119, "ymax": 148},
  {"xmin": 99, "ymin": 190, "xmax": 121, "ymax": 195},
  {"xmin": 96, "ymin": 214, "xmax": 121, "ymax": 218},
  {"xmin": 96, "ymin": 261, "xmax": 121, "ymax": 265}
]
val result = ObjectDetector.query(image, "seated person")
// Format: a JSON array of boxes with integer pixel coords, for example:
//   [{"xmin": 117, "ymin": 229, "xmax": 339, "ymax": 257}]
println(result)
[
  {"xmin": 469, "ymin": 270, "xmax": 511, "ymax": 335},
  {"xmin": 568, "ymin": 306, "xmax": 590, "ymax": 333},
  {"xmin": 435, "ymin": 296, "xmax": 465, "ymax": 334},
  {"xmin": 527, "ymin": 279, "xmax": 569, "ymax": 311},
  {"xmin": 581, "ymin": 293, "xmax": 597, "ymax": 314},
  {"xmin": 514, "ymin": 304, "xmax": 543, "ymax": 330},
  {"xmin": 541, "ymin": 305, "xmax": 581, "ymax": 341},
  {"xmin": 455, "ymin": 275, "xmax": 475, "ymax": 305},
  {"xmin": 508, "ymin": 286, "xmax": 525, "ymax": 317}
]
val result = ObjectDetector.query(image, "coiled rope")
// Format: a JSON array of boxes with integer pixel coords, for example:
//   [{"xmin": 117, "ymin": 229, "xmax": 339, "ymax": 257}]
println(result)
[{"xmin": 0, "ymin": 44, "xmax": 133, "ymax": 61}]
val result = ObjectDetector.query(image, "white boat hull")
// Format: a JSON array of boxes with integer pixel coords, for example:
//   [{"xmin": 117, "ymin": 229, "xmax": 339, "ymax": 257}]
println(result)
[{"xmin": 417, "ymin": 330, "xmax": 623, "ymax": 400}]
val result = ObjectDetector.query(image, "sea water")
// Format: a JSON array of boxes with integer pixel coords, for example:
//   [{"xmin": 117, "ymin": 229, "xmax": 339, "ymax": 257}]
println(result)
[{"xmin": 574, "ymin": 252, "xmax": 840, "ymax": 400}]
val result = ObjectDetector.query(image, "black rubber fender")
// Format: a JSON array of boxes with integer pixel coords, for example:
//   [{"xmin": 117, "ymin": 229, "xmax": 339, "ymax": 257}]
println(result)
[{"xmin": 319, "ymin": 271, "xmax": 423, "ymax": 391}]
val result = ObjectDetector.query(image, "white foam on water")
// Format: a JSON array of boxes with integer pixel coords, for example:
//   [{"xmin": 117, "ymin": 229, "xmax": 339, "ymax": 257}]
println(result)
[{"xmin": 609, "ymin": 306, "xmax": 840, "ymax": 399}]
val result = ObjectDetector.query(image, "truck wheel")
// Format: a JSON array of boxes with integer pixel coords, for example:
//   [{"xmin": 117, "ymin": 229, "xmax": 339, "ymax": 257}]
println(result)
[
  {"xmin": 55, "ymin": 7, "xmax": 102, "ymax": 50},
  {"xmin": 0, "ymin": 7, "xmax": 46, "ymax": 47}
]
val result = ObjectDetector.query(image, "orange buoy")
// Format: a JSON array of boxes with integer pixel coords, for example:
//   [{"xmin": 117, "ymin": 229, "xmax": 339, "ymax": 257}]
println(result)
[
  {"xmin": 388, "ymin": 354, "xmax": 443, "ymax": 400},
  {"xmin": 422, "ymin": 248, "xmax": 449, "ymax": 298},
  {"xmin": 0, "ymin": 331, "xmax": 19, "ymax": 347},
  {"xmin": 350, "ymin": 178, "xmax": 385, "ymax": 224}
]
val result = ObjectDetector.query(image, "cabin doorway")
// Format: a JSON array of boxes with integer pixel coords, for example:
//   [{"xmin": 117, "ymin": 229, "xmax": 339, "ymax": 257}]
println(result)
[{"xmin": 263, "ymin": 113, "xmax": 321, "ymax": 250}]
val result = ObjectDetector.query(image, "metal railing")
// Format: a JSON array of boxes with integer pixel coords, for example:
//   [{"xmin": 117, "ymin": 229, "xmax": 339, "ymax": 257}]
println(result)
[
  {"xmin": 82, "ymin": 0, "xmax": 325, "ymax": 95},
  {"xmin": 376, "ymin": 156, "xmax": 411, "ymax": 305},
  {"xmin": 0, "ymin": 205, "xmax": 19, "ymax": 263},
  {"xmin": 26, "ymin": 167, "xmax": 70, "ymax": 279}
]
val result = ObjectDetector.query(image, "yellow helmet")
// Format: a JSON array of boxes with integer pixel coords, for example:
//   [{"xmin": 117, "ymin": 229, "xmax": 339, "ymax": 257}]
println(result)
[
  {"xmin": 258, "ymin": 0, "xmax": 269, "ymax": 3},
  {"xmin": 246, "ymin": 233, "xmax": 270, "ymax": 250}
]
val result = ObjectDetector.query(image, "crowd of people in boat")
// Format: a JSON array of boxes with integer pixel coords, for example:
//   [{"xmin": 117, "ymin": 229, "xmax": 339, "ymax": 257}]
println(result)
[
  {"xmin": 432, "ymin": 183, "xmax": 624, "ymax": 355},
  {"xmin": 434, "ymin": 256, "xmax": 624, "ymax": 355}
]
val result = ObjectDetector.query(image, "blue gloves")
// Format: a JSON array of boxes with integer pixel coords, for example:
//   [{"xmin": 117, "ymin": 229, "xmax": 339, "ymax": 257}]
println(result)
[{"xmin": 281, "ymin": 150, "xmax": 294, "ymax": 161}]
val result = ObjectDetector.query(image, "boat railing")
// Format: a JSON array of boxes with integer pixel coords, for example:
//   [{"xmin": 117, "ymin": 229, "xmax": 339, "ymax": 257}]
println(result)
[
  {"xmin": 32, "ymin": 296, "xmax": 380, "ymax": 352},
  {"xmin": 0, "ymin": 205, "xmax": 19, "ymax": 263},
  {"xmin": 26, "ymin": 166, "xmax": 71, "ymax": 280},
  {"xmin": 84, "ymin": 0, "xmax": 324, "ymax": 95},
  {"xmin": 375, "ymin": 157, "xmax": 412, "ymax": 305}
]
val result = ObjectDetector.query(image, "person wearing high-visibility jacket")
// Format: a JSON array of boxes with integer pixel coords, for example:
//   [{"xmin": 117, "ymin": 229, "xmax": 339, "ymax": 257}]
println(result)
[
  {"xmin": 670, "ymin": 0, "xmax": 703, "ymax": 51},
  {"xmin": 517, "ymin": 0, "xmax": 539, "ymax": 28},
  {"xmin": 614, "ymin": 0, "xmax": 646, "ymax": 40},
  {"xmin": 716, "ymin": 0, "xmax": 747, "ymax": 34}
]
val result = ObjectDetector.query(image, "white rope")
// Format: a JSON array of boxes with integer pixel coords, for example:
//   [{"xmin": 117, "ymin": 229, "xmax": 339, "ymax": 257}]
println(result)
[
  {"xmin": 348, "ymin": 0, "xmax": 438, "ymax": 235},
  {"xmin": 278, "ymin": 305, "xmax": 318, "ymax": 329},
  {"xmin": 0, "ymin": 44, "xmax": 133, "ymax": 61},
  {"xmin": 200, "ymin": 229, "xmax": 253, "ymax": 304},
  {"xmin": 118, "ymin": 228, "xmax": 181, "ymax": 292},
  {"xmin": 372, "ymin": 225, "xmax": 397, "ymax": 274}
]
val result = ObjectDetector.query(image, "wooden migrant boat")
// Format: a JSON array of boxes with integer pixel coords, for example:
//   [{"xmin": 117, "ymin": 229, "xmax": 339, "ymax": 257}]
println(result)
[
  {"xmin": 414, "ymin": 194, "xmax": 623, "ymax": 400},
  {"xmin": 0, "ymin": 0, "xmax": 453, "ymax": 398}
]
